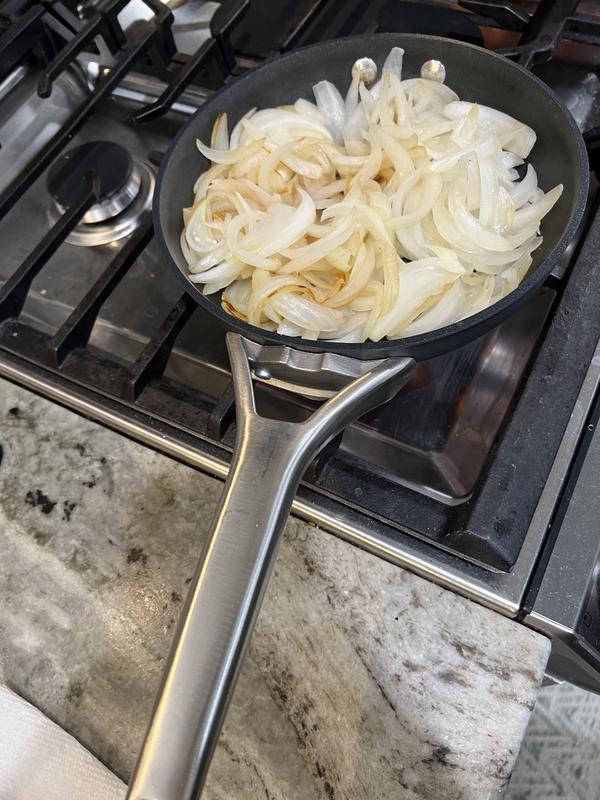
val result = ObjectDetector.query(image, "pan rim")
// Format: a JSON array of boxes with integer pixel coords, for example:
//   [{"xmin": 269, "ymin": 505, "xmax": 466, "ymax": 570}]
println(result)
[{"xmin": 154, "ymin": 32, "xmax": 589, "ymax": 357}]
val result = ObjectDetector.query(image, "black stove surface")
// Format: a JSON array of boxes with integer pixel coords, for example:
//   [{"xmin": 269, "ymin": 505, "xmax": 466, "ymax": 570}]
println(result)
[{"xmin": 1, "ymin": 0, "xmax": 600, "ymax": 601}]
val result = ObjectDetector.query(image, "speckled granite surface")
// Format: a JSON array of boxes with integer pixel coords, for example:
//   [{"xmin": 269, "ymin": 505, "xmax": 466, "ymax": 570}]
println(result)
[{"xmin": 0, "ymin": 379, "xmax": 551, "ymax": 800}]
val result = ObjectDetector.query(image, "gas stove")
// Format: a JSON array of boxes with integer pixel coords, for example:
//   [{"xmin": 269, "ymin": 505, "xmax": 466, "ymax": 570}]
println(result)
[{"xmin": 2, "ymin": 0, "xmax": 600, "ymax": 690}]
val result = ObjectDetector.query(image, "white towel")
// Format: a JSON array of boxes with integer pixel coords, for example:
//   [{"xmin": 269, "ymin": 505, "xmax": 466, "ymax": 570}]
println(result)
[{"xmin": 0, "ymin": 686, "xmax": 125, "ymax": 800}]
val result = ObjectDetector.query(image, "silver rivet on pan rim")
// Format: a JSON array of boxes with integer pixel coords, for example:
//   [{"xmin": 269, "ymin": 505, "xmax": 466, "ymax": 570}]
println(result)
[
  {"xmin": 352, "ymin": 57, "xmax": 377, "ymax": 85},
  {"xmin": 255, "ymin": 367, "xmax": 272, "ymax": 380},
  {"xmin": 420, "ymin": 59, "xmax": 446, "ymax": 83}
]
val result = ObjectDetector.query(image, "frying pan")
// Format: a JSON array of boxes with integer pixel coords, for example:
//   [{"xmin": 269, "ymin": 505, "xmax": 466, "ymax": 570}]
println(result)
[{"xmin": 128, "ymin": 33, "xmax": 587, "ymax": 800}]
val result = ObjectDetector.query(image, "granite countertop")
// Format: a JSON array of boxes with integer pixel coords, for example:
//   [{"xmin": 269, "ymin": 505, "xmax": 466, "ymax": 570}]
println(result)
[{"xmin": 0, "ymin": 378, "xmax": 550, "ymax": 800}]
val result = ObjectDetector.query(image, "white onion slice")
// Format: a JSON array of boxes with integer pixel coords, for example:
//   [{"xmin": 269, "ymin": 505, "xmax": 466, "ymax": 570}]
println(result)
[
  {"xmin": 402, "ymin": 279, "xmax": 469, "ymax": 335},
  {"xmin": 444, "ymin": 101, "xmax": 537, "ymax": 158},
  {"xmin": 512, "ymin": 184, "xmax": 563, "ymax": 230},
  {"xmin": 367, "ymin": 258, "xmax": 463, "ymax": 341},
  {"xmin": 242, "ymin": 109, "xmax": 333, "ymax": 144},
  {"xmin": 383, "ymin": 47, "xmax": 404, "ymax": 80},
  {"xmin": 210, "ymin": 113, "xmax": 229, "ymax": 150},
  {"xmin": 229, "ymin": 108, "xmax": 257, "ymax": 149},
  {"xmin": 280, "ymin": 218, "xmax": 355, "ymax": 271},
  {"xmin": 245, "ymin": 189, "xmax": 316, "ymax": 256},
  {"xmin": 313, "ymin": 80, "xmax": 346, "ymax": 144},
  {"xmin": 268, "ymin": 291, "xmax": 343, "ymax": 332},
  {"xmin": 196, "ymin": 138, "xmax": 263, "ymax": 166},
  {"xmin": 188, "ymin": 260, "xmax": 241, "ymax": 285},
  {"xmin": 294, "ymin": 98, "xmax": 324, "ymax": 124}
]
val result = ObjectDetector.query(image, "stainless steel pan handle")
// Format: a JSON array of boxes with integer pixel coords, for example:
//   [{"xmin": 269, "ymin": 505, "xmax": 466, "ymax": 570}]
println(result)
[{"xmin": 128, "ymin": 333, "xmax": 415, "ymax": 800}]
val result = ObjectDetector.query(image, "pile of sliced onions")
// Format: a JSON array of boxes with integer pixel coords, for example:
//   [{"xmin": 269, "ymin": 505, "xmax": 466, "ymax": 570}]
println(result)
[{"xmin": 182, "ymin": 47, "xmax": 563, "ymax": 342}]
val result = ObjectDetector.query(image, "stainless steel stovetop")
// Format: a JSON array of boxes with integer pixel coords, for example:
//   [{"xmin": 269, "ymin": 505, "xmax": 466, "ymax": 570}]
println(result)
[{"xmin": 2, "ymin": 0, "xmax": 600, "ymax": 690}]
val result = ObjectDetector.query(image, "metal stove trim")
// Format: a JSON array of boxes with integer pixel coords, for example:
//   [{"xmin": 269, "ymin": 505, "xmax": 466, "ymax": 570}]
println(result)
[
  {"xmin": 522, "ymin": 345, "xmax": 600, "ymax": 691},
  {"xmin": 0, "ymin": 334, "xmax": 598, "ymax": 619}
]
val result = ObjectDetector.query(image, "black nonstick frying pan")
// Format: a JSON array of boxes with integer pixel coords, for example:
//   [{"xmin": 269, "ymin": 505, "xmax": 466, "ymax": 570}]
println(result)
[{"xmin": 128, "ymin": 33, "xmax": 587, "ymax": 800}]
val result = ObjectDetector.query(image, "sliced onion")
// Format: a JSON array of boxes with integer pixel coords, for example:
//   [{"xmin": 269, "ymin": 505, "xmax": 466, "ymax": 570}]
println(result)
[
  {"xmin": 322, "ymin": 201, "xmax": 390, "ymax": 243},
  {"xmin": 343, "ymin": 104, "xmax": 369, "ymax": 146},
  {"xmin": 222, "ymin": 278, "xmax": 252, "ymax": 317},
  {"xmin": 326, "ymin": 240, "xmax": 375, "ymax": 308},
  {"xmin": 391, "ymin": 173, "xmax": 442, "ymax": 225},
  {"xmin": 402, "ymin": 279, "xmax": 469, "ymax": 335},
  {"xmin": 395, "ymin": 219, "xmax": 430, "ymax": 260},
  {"xmin": 359, "ymin": 82, "xmax": 377, "ymax": 118},
  {"xmin": 512, "ymin": 184, "xmax": 563, "ymax": 231},
  {"xmin": 430, "ymin": 136, "xmax": 495, "ymax": 173},
  {"xmin": 184, "ymin": 46, "xmax": 564, "ymax": 344},
  {"xmin": 444, "ymin": 102, "xmax": 536, "ymax": 158},
  {"xmin": 185, "ymin": 201, "xmax": 219, "ymax": 253},
  {"xmin": 189, "ymin": 260, "xmax": 242, "ymax": 287},
  {"xmin": 210, "ymin": 113, "xmax": 229, "ymax": 150},
  {"xmin": 401, "ymin": 78, "xmax": 459, "ymax": 106},
  {"xmin": 313, "ymin": 80, "xmax": 346, "ymax": 144},
  {"xmin": 367, "ymin": 258, "xmax": 463, "ymax": 341},
  {"xmin": 477, "ymin": 156, "xmax": 497, "ymax": 229},
  {"xmin": 247, "ymin": 108, "xmax": 333, "ymax": 143},
  {"xmin": 247, "ymin": 273, "xmax": 309, "ymax": 324},
  {"xmin": 245, "ymin": 189, "xmax": 316, "ymax": 256},
  {"xmin": 320, "ymin": 311, "xmax": 369, "ymax": 342},
  {"xmin": 268, "ymin": 290, "xmax": 344, "ymax": 332},
  {"xmin": 197, "ymin": 138, "xmax": 264, "ymax": 166},
  {"xmin": 378, "ymin": 127, "xmax": 414, "ymax": 181},
  {"xmin": 344, "ymin": 73, "xmax": 360, "ymax": 120},
  {"xmin": 229, "ymin": 108, "xmax": 257, "ymax": 149},
  {"xmin": 294, "ymin": 98, "xmax": 324, "ymax": 124},
  {"xmin": 280, "ymin": 218, "xmax": 355, "ymax": 271},
  {"xmin": 226, "ymin": 211, "xmax": 280, "ymax": 270},
  {"xmin": 448, "ymin": 182, "xmax": 513, "ymax": 251},
  {"xmin": 188, "ymin": 249, "xmax": 226, "ymax": 274},
  {"xmin": 383, "ymin": 47, "xmax": 404, "ymax": 80}
]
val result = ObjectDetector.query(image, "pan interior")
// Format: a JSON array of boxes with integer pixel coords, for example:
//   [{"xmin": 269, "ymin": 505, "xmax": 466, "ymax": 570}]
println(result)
[{"xmin": 156, "ymin": 33, "xmax": 586, "ymax": 359}]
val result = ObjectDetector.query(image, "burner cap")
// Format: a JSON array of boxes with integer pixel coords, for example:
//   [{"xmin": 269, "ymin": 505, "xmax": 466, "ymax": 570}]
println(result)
[
  {"xmin": 46, "ymin": 154, "xmax": 155, "ymax": 247},
  {"xmin": 47, "ymin": 141, "xmax": 133, "ymax": 208}
]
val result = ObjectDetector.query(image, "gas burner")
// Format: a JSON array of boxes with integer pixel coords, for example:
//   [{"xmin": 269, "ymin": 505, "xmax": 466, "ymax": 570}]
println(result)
[{"xmin": 47, "ymin": 141, "xmax": 154, "ymax": 246}]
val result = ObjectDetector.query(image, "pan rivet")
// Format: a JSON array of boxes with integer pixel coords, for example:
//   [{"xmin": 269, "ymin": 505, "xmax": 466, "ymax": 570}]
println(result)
[
  {"xmin": 420, "ymin": 59, "xmax": 446, "ymax": 83},
  {"xmin": 255, "ymin": 367, "xmax": 272, "ymax": 380},
  {"xmin": 352, "ymin": 57, "xmax": 377, "ymax": 85}
]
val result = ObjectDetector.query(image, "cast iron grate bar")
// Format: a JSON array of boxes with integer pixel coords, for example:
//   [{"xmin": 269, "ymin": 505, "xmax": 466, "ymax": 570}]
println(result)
[
  {"xmin": 584, "ymin": 126, "xmax": 600, "ymax": 179},
  {"xmin": 140, "ymin": 0, "xmax": 177, "ymax": 79},
  {"xmin": 513, "ymin": 0, "xmax": 580, "ymax": 67},
  {"xmin": 210, "ymin": 0, "xmax": 250, "ymax": 71},
  {"xmin": 0, "ymin": 4, "xmax": 50, "ymax": 79},
  {"xmin": 0, "ymin": 0, "xmax": 27, "ymax": 15},
  {"xmin": 134, "ymin": 0, "xmax": 251, "ymax": 121},
  {"xmin": 37, "ymin": 0, "xmax": 130, "ymax": 98},
  {"xmin": 461, "ymin": 0, "xmax": 600, "ymax": 63},
  {"xmin": 281, "ymin": 0, "xmax": 379, "ymax": 52},
  {"xmin": 281, "ymin": 0, "xmax": 328, "ymax": 52},
  {"xmin": 563, "ymin": 13, "xmax": 600, "ymax": 45},
  {"xmin": 42, "ymin": 1, "xmax": 81, "ymax": 36},
  {"xmin": 207, "ymin": 382, "xmax": 235, "ymax": 440},
  {"xmin": 50, "ymin": 218, "xmax": 154, "ymax": 366},
  {"xmin": 0, "ymin": 7, "xmax": 173, "ymax": 219},
  {"xmin": 0, "ymin": 186, "xmax": 97, "ymax": 320},
  {"xmin": 458, "ymin": 1, "xmax": 529, "ymax": 31},
  {"xmin": 134, "ymin": 38, "xmax": 221, "ymax": 123},
  {"xmin": 123, "ymin": 293, "xmax": 196, "ymax": 401}
]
